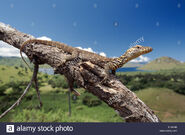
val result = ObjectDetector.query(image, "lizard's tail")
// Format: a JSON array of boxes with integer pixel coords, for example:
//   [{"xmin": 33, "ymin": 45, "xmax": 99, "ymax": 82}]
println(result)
[{"xmin": 20, "ymin": 40, "xmax": 33, "ymax": 70}]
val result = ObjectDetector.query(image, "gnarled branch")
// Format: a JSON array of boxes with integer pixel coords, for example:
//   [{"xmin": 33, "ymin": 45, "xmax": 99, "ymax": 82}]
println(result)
[
  {"xmin": 0, "ymin": 63, "xmax": 39, "ymax": 119},
  {"xmin": 0, "ymin": 22, "xmax": 160, "ymax": 122}
]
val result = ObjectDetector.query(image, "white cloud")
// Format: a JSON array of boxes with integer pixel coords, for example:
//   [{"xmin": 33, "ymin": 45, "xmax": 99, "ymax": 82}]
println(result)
[
  {"xmin": 76, "ymin": 46, "xmax": 106, "ymax": 57},
  {"xmin": 76, "ymin": 47, "xmax": 94, "ymax": 53},
  {"xmin": 0, "ymin": 41, "xmax": 26, "ymax": 57},
  {"xmin": 0, "ymin": 36, "xmax": 52, "ymax": 57},
  {"xmin": 99, "ymin": 52, "xmax": 106, "ymax": 57},
  {"xmin": 37, "ymin": 36, "xmax": 52, "ymax": 41},
  {"xmin": 130, "ymin": 55, "xmax": 150, "ymax": 63}
]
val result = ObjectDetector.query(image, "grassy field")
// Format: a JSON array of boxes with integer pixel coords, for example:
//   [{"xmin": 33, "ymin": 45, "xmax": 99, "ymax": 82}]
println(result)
[
  {"xmin": 1, "ymin": 86, "xmax": 185, "ymax": 122},
  {"xmin": 0, "ymin": 65, "xmax": 32, "ymax": 84},
  {"xmin": 136, "ymin": 88, "xmax": 185, "ymax": 122},
  {"xmin": 0, "ymin": 87, "xmax": 123, "ymax": 122},
  {"xmin": 1, "ymin": 65, "xmax": 185, "ymax": 122}
]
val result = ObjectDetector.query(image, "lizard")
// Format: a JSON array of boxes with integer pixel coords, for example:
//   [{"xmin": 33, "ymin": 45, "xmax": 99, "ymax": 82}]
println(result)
[
  {"xmin": 20, "ymin": 39, "xmax": 152, "ymax": 95},
  {"xmin": 20, "ymin": 39, "xmax": 152, "ymax": 116}
]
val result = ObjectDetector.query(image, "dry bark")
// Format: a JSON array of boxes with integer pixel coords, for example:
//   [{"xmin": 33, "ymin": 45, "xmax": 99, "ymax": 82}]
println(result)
[{"xmin": 0, "ymin": 22, "xmax": 160, "ymax": 122}]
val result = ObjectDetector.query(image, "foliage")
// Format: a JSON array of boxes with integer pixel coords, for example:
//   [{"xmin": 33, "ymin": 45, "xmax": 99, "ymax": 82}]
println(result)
[
  {"xmin": 0, "ymin": 84, "xmax": 7, "ymax": 96},
  {"xmin": 48, "ymin": 75, "xmax": 78, "ymax": 89},
  {"xmin": 48, "ymin": 75, "xmax": 68, "ymax": 89},
  {"xmin": 118, "ymin": 71, "xmax": 185, "ymax": 95},
  {"xmin": 0, "ymin": 91, "xmax": 122, "ymax": 122},
  {"xmin": 0, "ymin": 80, "xmax": 35, "ymax": 113},
  {"xmin": 82, "ymin": 95, "xmax": 102, "ymax": 107}
]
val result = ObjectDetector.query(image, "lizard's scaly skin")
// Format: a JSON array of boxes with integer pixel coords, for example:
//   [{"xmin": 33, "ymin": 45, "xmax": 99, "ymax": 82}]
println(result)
[
  {"xmin": 20, "ymin": 39, "xmax": 110, "ymax": 69},
  {"xmin": 20, "ymin": 39, "xmax": 152, "ymax": 72},
  {"xmin": 109, "ymin": 45, "xmax": 152, "ymax": 72}
]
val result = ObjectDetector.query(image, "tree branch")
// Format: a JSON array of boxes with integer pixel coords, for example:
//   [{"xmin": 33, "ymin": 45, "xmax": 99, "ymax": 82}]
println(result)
[
  {"xmin": 0, "ymin": 22, "xmax": 160, "ymax": 122},
  {"xmin": 0, "ymin": 64, "xmax": 39, "ymax": 119}
]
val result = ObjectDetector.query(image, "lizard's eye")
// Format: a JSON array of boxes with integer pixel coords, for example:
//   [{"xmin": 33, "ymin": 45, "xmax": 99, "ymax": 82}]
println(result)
[{"xmin": 136, "ymin": 45, "xmax": 142, "ymax": 49}]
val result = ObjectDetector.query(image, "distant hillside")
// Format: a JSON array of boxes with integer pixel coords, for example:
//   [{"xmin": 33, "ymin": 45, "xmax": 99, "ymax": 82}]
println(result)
[
  {"xmin": 0, "ymin": 56, "xmax": 50, "ymax": 68},
  {"xmin": 139, "ymin": 56, "xmax": 185, "ymax": 71},
  {"xmin": 123, "ymin": 62, "xmax": 146, "ymax": 67},
  {"xmin": 0, "ymin": 56, "xmax": 28, "ymax": 67},
  {"xmin": 0, "ymin": 65, "xmax": 32, "ymax": 84}
]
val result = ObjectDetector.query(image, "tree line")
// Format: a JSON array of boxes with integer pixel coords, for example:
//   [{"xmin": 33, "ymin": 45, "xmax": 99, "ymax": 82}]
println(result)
[{"xmin": 118, "ymin": 72, "xmax": 185, "ymax": 95}]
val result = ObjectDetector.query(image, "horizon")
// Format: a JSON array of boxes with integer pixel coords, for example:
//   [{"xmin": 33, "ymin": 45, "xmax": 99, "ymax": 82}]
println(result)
[{"xmin": 0, "ymin": 0, "xmax": 185, "ymax": 62}]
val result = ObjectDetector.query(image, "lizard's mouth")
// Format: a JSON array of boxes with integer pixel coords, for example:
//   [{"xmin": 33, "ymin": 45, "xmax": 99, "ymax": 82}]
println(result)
[
  {"xmin": 133, "ymin": 47, "xmax": 153, "ymax": 58},
  {"xmin": 143, "ymin": 47, "xmax": 153, "ymax": 54}
]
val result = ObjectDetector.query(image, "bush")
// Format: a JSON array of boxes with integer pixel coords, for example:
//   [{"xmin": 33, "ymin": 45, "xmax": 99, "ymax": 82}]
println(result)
[
  {"xmin": 0, "ymin": 84, "xmax": 7, "ymax": 96},
  {"xmin": 82, "ymin": 95, "xmax": 102, "ymax": 107},
  {"xmin": 0, "ymin": 80, "xmax": 34, "ymax": 113},
  {"xmin": 48, "ymin": 75, "xmax": 68, "ymax": 89}
]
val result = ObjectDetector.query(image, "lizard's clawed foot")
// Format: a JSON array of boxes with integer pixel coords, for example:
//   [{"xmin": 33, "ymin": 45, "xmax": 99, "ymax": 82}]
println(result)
[
  {"xmin": 72, "ymin": 89, "xmax": 81, "ymax": 96},
  {"xmin": 99, "ymin": 75, "xmax": 109, "ymax": 84}
]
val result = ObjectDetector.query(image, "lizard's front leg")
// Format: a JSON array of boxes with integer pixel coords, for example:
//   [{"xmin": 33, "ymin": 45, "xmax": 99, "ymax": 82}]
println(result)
[
  {"xmin": 57, "ymin": 50, "xmax": 79, "ymax": 67},
  {"xmin": 101, "ymin": 63, "xmax": 116, "ymax": 83},
  {"xmin": 65, "ymin": 50, "xmax": 79, "ymax": 62},
  {"xmin": 98, "ymin": 64, "xmax": 110, "ymax": 84}
]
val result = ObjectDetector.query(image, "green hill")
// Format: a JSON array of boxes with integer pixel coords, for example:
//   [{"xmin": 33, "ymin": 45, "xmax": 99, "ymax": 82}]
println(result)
[
  {"xmin": 0, "ymin": 56, "xmax": 30, "ymax": 68},
  {"xmin": 123, "ymin": 62, "xmax": 146, "ymax": 67},
  {"xmin": 0, "ymin": 56, "xmax": 50, "ymax": 68},
  {"xmin": 139, "ymin": 56, "xmax": 185, "ymax": 71},
  {"xmin": 136, "ymin": 88, "xmax": 185, "ymax": 122},
  {"xmin": 0, "ymin": 65, "xmax": 32, "ymax": 84}
]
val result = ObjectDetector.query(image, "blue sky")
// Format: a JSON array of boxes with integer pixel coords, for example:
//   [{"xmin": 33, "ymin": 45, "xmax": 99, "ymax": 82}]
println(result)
[{"xmin": 0, "ymin": 0, "xmax": 185, "ymax": 62}]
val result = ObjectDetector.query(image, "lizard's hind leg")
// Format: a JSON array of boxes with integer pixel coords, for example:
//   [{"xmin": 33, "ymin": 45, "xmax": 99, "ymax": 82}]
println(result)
[
  {"xmin": 33, "ymin": 64, "xmax": 43, "ymax": 108},
  {"xmin": 67, "ymin": 79, "xmax": 81, "ymax": 116},
  {"xmin": 67, "ymin": 89, "xmax": 71, "ymax": 116},
  {"xmin": 67, "ymin": 78, "xmax": 81, "ymax": 96}
]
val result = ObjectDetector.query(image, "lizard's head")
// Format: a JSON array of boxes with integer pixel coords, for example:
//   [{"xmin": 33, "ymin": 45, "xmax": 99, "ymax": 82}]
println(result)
[{"xmin": 125, "ymin": 45, "xmax": 153, "ymax": 59}]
